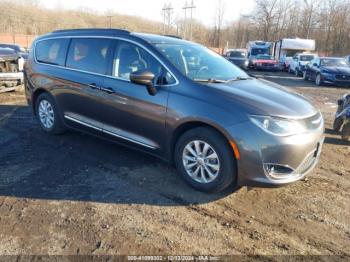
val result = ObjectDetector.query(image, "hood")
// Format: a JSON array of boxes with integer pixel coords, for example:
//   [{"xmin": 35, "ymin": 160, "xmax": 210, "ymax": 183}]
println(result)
[
  {"xmin": 205, "ymin": 79, "xmax": 317, "ymax": 119},
  {"xmin": 321, "ymin": 66, "xmax": 350, "ymax": 75},
  {"xmin": 0, "ymin": 48, "xmax": 18, "ymax": 61}
]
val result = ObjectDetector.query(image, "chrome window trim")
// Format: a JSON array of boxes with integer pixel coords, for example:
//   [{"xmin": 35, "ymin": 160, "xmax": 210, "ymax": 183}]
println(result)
[
  {"xmin": 33, "ymin": 35, "xmax": 179, "ymax": 87},
  {"xmin": 64, "ymin": 114, "xmax": 157, "ymax": 150}
]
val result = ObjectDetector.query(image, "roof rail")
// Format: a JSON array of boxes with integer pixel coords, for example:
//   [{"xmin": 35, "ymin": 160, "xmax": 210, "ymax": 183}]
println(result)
[
  {"xmin": 52, "ymin": 28, "xmax": 130, "ymax": 34},
  {"xmin": 164, "ymin": 35, "xmax": 182, "ymax": 39}
]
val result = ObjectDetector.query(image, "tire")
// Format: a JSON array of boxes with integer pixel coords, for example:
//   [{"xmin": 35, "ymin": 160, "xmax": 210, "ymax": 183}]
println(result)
[
  {"xmin": 315, "ymin": 74, "xmax": 323, "ymax": 86},
  {"xmin": 35, "ymin": 92, "xmax": 65, "ymax": 135},
  {"xmin": 303, "ymin": 71, "xmax": 308, "ymax": 81},
  {"xmin": 174, "ymin": 127, "xmax": 236, "ymax": 193},
  {"xmin": 295, "ymin": 68, "xmax": 299, "ymax": 77},
  {"xmin": 333, "ymin": 118, "xmax": 343, "ymax": 132},
  {"xmin": 341, "ymin": 122, "xmax": 350, "ymax": 141}
]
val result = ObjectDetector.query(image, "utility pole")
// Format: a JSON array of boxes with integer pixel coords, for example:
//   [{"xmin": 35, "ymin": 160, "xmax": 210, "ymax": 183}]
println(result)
[
  {"xmin": 183, "ymin": 0, "xmax": 196, "ymax": 40},
  {"xmin": 106, "ymin": 15, "xmax": 113, "ymax": 28},
  {"xmin": 162, "ymin": 3, "xmax": 173, "ymax": 35}
]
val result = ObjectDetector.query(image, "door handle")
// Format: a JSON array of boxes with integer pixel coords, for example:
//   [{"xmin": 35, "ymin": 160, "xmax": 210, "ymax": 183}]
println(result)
[
  {"xmin": 100, "ymin": 87, "xmax": 116, "ymax": 94},
  {"xmin": 88, "ymin": 83, "xmax": 100, "ymax": 90}
]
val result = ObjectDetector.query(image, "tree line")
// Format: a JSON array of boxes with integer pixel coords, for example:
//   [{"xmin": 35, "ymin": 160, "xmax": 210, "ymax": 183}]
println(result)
[{"xmin": 0, "ymin": 0, "xmax": 349, "ymax": 56}]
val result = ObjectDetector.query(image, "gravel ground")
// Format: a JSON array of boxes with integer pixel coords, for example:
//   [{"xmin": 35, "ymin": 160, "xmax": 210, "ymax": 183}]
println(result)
[{"xmin": 0, "ymin": 72, "xmax": 349, "ymax": 259}]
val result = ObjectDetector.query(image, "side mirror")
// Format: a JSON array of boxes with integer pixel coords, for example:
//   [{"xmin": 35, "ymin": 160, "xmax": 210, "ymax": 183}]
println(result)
[
  {"xmin": 130, "ymin": 70, "xmax": 157, "ymax": 96},
  {"xmin": 313, "ymin": 63, "xmax": 318, "ymax": 67}
]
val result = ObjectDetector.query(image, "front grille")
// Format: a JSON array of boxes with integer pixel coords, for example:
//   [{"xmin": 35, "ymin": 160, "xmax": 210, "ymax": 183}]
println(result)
[
  {"xmin": 295, "ymin": 151, "xmax": 317, "ymax": 175},
  {"xmin": 335, "ymin": 75, "xmax": 350, "ymax": 81},
  {"xmin": 262, "ymin": 63, "xmax": 274, "ymax": 67}
]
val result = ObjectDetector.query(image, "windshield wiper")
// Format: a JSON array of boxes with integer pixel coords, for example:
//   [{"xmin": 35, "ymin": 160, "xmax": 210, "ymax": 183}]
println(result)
[
  {"xmin": 194, "ymin": 78, "xmax": 228, "ymax": 83},
  {"xmin": 194, "ymin": 76, "xmax": 253, "ymax": 84},
  {"xmin": 225, "ymin": 76, "xmax": 252, "ymax": 83}
]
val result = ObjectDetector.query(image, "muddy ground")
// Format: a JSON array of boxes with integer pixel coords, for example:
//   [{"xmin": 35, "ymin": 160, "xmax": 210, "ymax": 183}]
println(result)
[{"xmin": 0, "ymin": 71, "xmax": 349, "ymax": 259}]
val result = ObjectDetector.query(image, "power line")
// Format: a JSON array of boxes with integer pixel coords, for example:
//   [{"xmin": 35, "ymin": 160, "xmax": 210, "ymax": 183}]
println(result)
[
  {"xmin": 162, "ymin": 3, "xmax": 173, "ymax": 35},
  {"xmin": 183, "ymin": 0, "xmax": 196, "ymax": 40},
  {"xmin": 106, "ymin": 15, "xmax": 114, "ymax": 28}
]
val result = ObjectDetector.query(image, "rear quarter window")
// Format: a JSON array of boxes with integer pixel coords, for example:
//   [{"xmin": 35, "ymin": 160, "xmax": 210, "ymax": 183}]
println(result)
[{"xmin": 35, "ymin": 38, "xmax": 69, "ymax": 66}]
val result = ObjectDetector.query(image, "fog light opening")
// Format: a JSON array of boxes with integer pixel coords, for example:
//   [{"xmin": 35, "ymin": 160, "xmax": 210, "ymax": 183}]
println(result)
[{"xmin": 264, "ymin": 164, "xmax": 295, "ymax": 179}]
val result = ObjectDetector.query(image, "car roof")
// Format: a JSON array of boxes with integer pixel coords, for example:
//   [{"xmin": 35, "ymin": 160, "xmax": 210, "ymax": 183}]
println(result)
[
  {"xmin": 132, "ymin": 33, "xmax": 192, "ymax": 45},
  {"xmin": 39, "ymin": 28, "xmax": 189, "ymax": 46}
]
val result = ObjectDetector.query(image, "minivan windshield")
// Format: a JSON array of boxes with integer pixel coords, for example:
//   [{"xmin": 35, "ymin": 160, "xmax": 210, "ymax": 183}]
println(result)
[{"xmin": 155, "ymin": 43, "xmax": 249, "ymax": 82}]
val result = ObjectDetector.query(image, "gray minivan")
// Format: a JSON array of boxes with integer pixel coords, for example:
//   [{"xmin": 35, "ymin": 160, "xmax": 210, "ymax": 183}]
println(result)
[{"xmin": 24, "ymin": 29, "xmax": 324, "ymax": 193}]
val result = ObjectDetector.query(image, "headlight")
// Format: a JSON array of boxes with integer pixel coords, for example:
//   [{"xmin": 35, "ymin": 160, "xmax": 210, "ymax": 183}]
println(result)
[
  {"xmin": 244, "ymin": 60, "xmax": 249, "ymax": 66},
  {"xmin": 249, "ymin": 115, "xmax": 307, "ymax": 136},
  {"xmin": 321, "ymin": 71, "xmax": 334, "ymax": 78}
]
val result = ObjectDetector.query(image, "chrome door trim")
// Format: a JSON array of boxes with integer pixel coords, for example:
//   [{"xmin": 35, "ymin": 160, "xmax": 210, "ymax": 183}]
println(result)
[
  {"xmin": 64, "ymin": 113, "xmax": 157, "ymax": 150},
  {"xmin": 33, "ymin": 35, "xmax": 179, "ymax": 87}
]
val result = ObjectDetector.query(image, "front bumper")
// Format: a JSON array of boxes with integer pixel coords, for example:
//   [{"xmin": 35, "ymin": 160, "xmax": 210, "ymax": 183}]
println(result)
[
  {"xmin": 322, "ymin": 74, "xmax": 350, "ymax": 87},
  {"xmin": 255, "ymin": 64, "xmax": 280, "ymax": 71},
  {"xmin": 226, "ymin": 119, "xmax": 324, "ymax": 187},
  {"xmin": 0, "ymin": 72, "xmax": 23, "ymax": 82}
]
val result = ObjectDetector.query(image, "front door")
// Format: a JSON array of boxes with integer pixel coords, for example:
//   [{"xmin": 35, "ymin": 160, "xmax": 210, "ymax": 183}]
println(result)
[{"xmin": 100, "ymin": 39, "xmax": 177, "ymax": 154}]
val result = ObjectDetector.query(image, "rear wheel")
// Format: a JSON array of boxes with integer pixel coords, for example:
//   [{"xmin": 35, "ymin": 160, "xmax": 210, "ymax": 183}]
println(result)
[
  {"xmin": 174, "ymin": 127, "xmax": 236, "ymax": 193},
  {"xmin": 341, "ymin": 122, "xmax": 350, "ymax": 141},
  {"xmin": 35, "ymin": 93, "xmax": 65, "ymax": 135}
]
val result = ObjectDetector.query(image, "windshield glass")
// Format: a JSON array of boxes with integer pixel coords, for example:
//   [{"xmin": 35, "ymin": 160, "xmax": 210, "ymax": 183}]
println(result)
[
  {"xmin": 300, "ymin": 55, "xmax": 314, "ymax": 61},
  {"xmin": 321, "ymin": 58, "xmax": 349, "ymax": 67},
  {"xmin": 229, "ymin": 51, "xmax": 246, "ymax": 58},
  {"xmin": 251, "ymin": 48, "xmax": 268, "ymax": 56},
  {"xmin": 155, "ymin": 43, "xmax": 248, "ymax": 82},
  {"xmin": 256, "ymin": 55, "xmax": 273, "ymax": 60}
]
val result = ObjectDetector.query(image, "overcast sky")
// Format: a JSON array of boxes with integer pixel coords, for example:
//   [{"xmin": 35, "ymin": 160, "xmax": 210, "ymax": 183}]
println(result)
[{"xmin": 41, "ymin": 0, "xmax": 256, "ymax": 27}]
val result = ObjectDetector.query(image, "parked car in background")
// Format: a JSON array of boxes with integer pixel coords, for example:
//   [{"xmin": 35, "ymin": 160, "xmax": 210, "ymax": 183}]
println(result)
[
  {"xmin": 25, "ymin": 29, "xmax": 324, "ymax": 193},
  {"xmin": 333, "ymin": 93, "xmax": 350, "ymax": 141},
  {"xmin": 272, "ymin": 38, "xmax": 316, "ymax": 71},
  {"xmin": 303, "ymin": 57, "xmax": 350, "ymax": 87},
  {"xmin": 345, "ymin": 55, "xmax": 350, "ymax": 64},
  {"xmin": 224, "ymin": 49, "xmax": 248, "ymax": 69},
  {"xmin": 0, "ymin": 43, "xmax": 29, "ymax": 60},
  {"xmin": 246, "ymin": 41, "xmax": 271, "ymax": 68},
  {"xmin": 0, "ymin": 47, "xmax": 24, "ymax": 91},
  {"xmin": 250, "ymin": 54, "xmax": 279, "ymax": 71},
  {"xmin": 289, "ymin": 53, "xmax": 318, "ymax": 76}
]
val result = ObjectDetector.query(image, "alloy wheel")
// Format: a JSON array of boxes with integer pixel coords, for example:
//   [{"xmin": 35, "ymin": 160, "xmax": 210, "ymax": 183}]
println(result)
[
  {"xmin": 38, "ymin": 99, "xmax": 55, "ymax": 129},
  {"xmin": 182, "ymin": 140, "xmax": 220, "ymax": 184}
]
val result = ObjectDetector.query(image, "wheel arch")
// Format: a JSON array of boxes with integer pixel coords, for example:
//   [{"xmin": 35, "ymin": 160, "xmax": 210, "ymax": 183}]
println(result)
[
  {"xmin": 169, "ymin": 120, "xmax": 238, "ymax": 163},
  {"xmin": 32, "ymin": 88, "xmax": 50, "ymax": 115}
]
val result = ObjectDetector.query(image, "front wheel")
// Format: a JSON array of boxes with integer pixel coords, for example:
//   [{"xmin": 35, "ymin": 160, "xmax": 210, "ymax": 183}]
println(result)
[
  {"xmin": 333, "ymin": 118, "xmax": 343, "ymax": 132},
  {"xmin": 315, "ymin": 74, "xmax": 323, "ymax": 86},
  {"xmin": 303, "ymin": 71, "xmax": 308, "ymax": 81},
  {"xmin": 341, "ymin": 122, "xmax": 350, "ymax": 141},
  {"xmin": 174, "ymin": 127, "xmax": 237, "ymax": 193},
  {"xmin": 295, "ymin": 68, "xmax": 300, "ymax": 77}
]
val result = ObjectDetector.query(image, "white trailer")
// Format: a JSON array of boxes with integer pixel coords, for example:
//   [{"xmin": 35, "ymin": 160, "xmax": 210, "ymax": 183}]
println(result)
[{"xmin": 272, "ymin": 38, "xmax": 316, "ymax": 69}]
